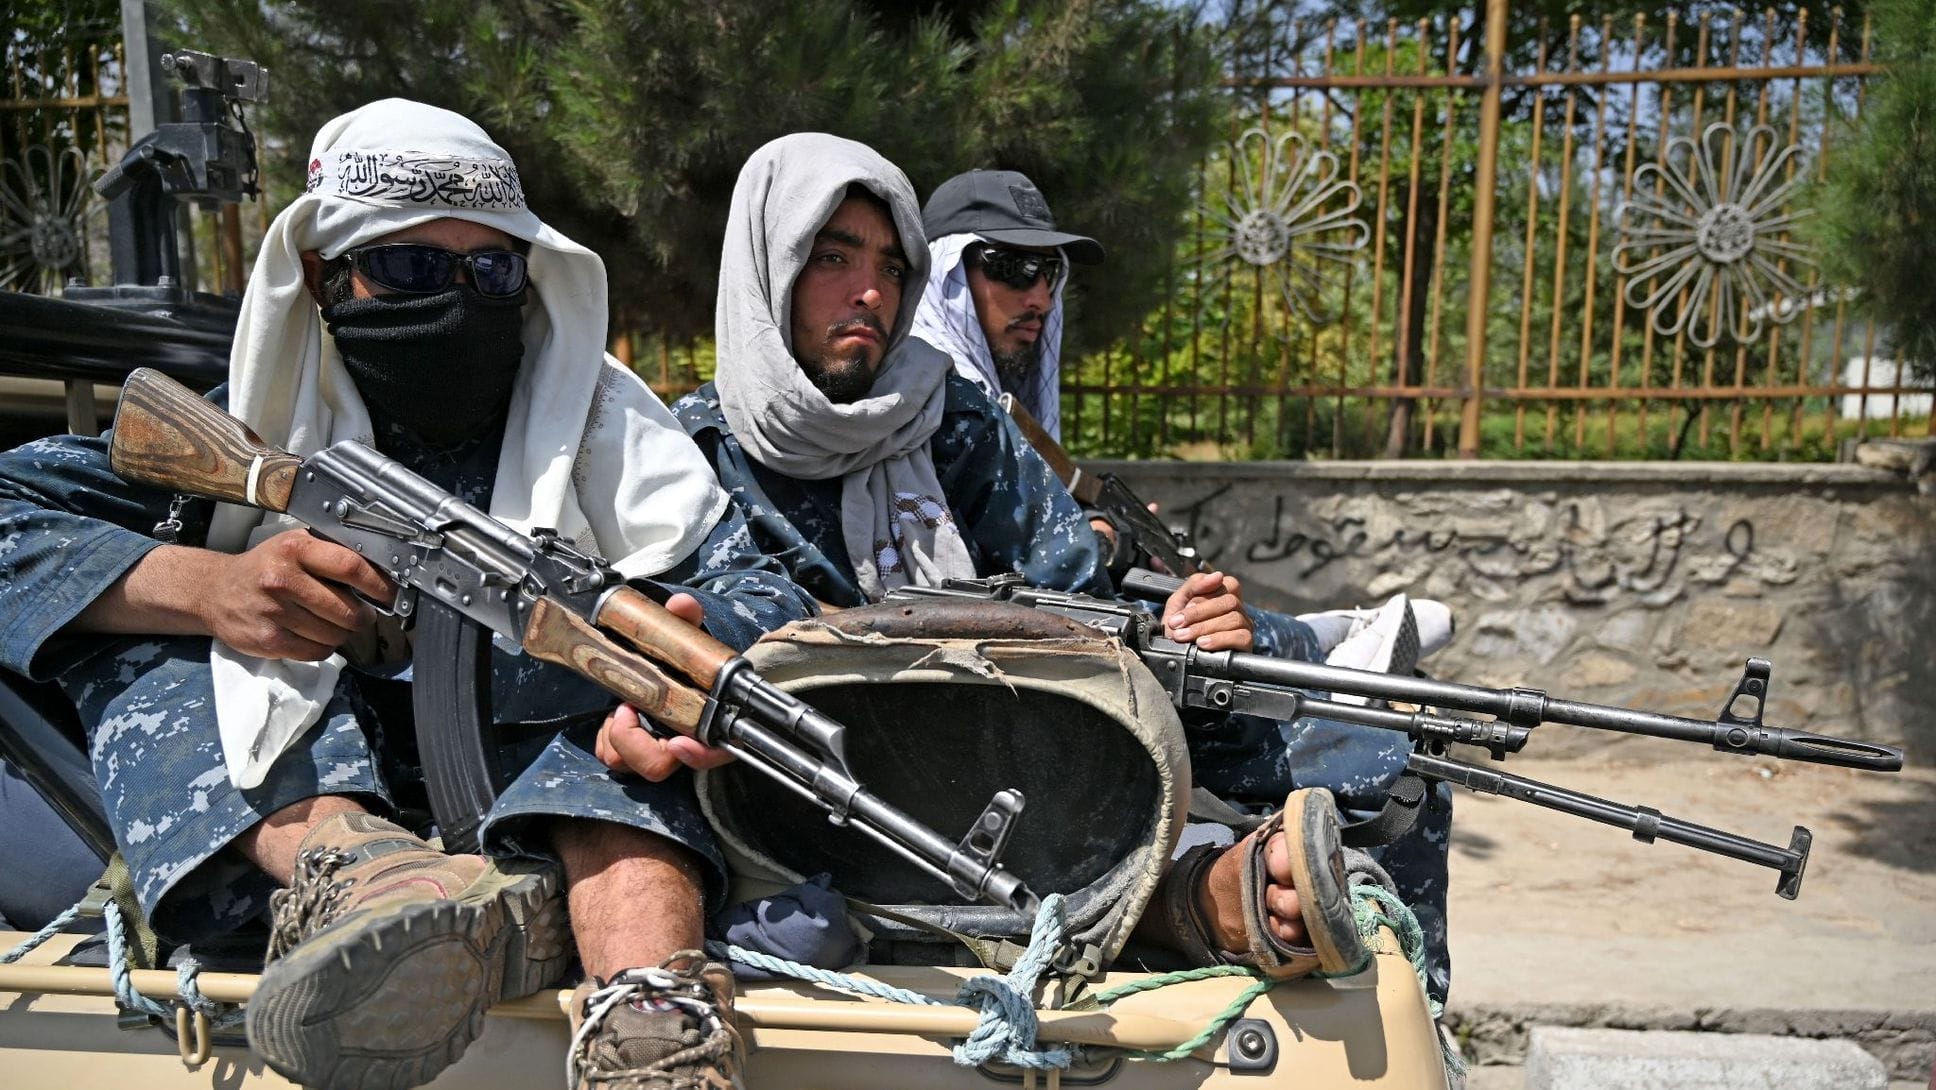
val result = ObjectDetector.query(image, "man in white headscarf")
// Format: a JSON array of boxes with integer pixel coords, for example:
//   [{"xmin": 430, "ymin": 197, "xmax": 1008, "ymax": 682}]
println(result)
[
  {"xmin": 909, "ymin": 168, "xmax": 1101, "ymax": 442},
  {"xmin": 0, "ymin": 100, "xmax": 807, "ymax": 1090}
]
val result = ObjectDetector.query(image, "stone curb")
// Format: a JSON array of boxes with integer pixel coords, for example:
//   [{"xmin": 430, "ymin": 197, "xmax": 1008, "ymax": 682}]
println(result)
[{"xmin": 1443, "ymin": 1002, "xmax": 1936, "ymax": 1082}]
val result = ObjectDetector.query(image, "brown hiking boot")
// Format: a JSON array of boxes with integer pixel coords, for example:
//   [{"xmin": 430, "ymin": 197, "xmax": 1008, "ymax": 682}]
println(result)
[
  {"xmin": 245, "ymin": 812, "xmax": 568, "ymax": 1090},
  {"xmin": 567, "ymin": 951, "xmax": 745, "ymax": 1090}
]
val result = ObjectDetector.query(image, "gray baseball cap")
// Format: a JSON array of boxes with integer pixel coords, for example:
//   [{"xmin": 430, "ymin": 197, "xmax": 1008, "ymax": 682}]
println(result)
[{"xmin": 922, "ymin": 169, "xmax": 1105, "ymax": 264}]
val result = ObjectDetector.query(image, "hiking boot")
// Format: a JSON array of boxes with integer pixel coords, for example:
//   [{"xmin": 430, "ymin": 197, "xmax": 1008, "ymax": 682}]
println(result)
[
  {"xmin": 567, "ymin": 951, "xmax": 745, "ymax": 1090},
  {"xmin": 245, "ymin": 812, "xmax": 569, "ymax": 1090}
]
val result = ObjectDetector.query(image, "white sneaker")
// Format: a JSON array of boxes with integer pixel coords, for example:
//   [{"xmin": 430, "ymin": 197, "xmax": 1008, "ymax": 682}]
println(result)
[{"xmin": 1299, "ymin": 595, "xmax": 1454, "ymax": 660}]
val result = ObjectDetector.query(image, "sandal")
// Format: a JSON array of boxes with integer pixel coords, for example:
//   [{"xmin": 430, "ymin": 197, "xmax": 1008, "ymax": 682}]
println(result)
[{"xmin": 1144, "ymin": 788, "xmax": 1368, "ymax": 979}]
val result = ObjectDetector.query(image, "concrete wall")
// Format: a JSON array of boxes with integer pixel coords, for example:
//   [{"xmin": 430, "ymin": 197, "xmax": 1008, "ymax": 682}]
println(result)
[{"xmin": 1093, "ymin": 455, "xmax": 1934, "ymax": 754}]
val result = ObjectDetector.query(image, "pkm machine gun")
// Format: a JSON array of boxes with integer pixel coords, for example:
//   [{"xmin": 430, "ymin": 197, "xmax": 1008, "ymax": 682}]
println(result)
[
  {"xmin": 890, "ymin": 571, "xmax": 1905, "ymax": 900},
  {"xmin": 0, "ymin": 49, "xmax": 262, "ymax": 437}
]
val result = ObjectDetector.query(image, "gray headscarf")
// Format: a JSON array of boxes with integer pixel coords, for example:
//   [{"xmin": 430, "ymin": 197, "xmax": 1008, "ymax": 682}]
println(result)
[{"xmin": 715, "ymin": 133, "xmax": 976, "ymax": 600}]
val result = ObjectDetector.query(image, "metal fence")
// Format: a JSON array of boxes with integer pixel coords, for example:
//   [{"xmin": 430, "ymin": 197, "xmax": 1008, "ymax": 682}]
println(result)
[
  {"xmin": 0, "ymin": 30, "xmax": 128, "ymax": 294},
  {"xmin": 1063, "ymin": 1, "xmax": 1926, "ymax": 461}
]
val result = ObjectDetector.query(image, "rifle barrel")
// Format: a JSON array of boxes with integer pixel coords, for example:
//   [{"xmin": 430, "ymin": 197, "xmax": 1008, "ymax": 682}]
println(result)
[{"xmin": 1192, "ymin": 645, "xmax": 1902, "ymax": 772}]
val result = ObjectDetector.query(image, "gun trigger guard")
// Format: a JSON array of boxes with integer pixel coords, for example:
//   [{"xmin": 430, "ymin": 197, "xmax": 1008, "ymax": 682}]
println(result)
[{"xmin": 356, "ymin": 584, "xmax": 413, "ymax": 621}]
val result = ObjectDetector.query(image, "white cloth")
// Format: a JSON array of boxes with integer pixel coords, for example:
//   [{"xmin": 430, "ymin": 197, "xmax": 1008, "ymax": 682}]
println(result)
[
  {"xmin": 208, "ymin": 98, "xmax": 728, "ymax": 789},
  {"xmin": 909, "ymin": 232, "xmax": 1067, "ymax": 440},
  {"xmin": 712, "ymin": 133, "xmax": 975, "ymax": 602}
]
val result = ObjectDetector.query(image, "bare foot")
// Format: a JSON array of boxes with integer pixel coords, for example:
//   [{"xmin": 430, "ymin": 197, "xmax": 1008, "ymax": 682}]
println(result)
[{"xmin": 1196, "ymin": 827, "xmax": 1308, "ymax": 953}]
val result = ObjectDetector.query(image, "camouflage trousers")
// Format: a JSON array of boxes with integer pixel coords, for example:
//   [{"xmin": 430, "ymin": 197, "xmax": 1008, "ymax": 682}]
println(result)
[
  {"xmin": 58, "ymin": 636, "xmax": 727, "ymax": 946},
  {"xmin": 1190, "ymin": 607, "xmax": 1453, "ymax": 1008}
]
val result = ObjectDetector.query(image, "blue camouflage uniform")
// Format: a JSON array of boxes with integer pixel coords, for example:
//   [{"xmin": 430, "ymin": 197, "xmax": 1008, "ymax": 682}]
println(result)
[
  {"xmin": 672, "ymin": 374, "xmax": 1451, "ymax": 1003},
  {"xmin": 0, "ymin": 387, "xmax": 814, "ymax": 945}
]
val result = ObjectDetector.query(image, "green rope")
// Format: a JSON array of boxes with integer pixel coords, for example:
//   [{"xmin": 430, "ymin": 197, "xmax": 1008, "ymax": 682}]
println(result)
[
  {"xmin": 1106, "ymin": 971, "xmax": 1279, "ymax": 1062},
  {"xmin": 1076, "ymin": 882, "xmax": 1464, "ymax": 1076}
]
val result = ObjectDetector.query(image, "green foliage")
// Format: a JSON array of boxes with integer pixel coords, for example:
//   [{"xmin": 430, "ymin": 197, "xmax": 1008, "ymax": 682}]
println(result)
[
  {"xmin": 1815, "ymin": 0, "xmax": 1936, "ymax": 377},
  {"xmin": 161, "ymin": 0, "xmax": 1220, "ymax": 347}
]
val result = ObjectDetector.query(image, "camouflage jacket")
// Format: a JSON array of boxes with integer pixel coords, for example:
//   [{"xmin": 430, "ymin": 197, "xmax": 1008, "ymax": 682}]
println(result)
[{"xmin": 671, "ymin": 374, "xmax": 1114, "ymax": 607}]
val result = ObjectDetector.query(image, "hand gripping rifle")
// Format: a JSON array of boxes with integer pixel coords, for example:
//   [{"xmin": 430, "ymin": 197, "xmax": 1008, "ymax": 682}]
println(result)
[
  {"xmin": 106, "ymin": 368, "xmax": 1037, "ymax": 912},
  {"xmin": 998, "ymin": 393, "xmax": 1204, "ymax": 578},
  {"xmin": 889, "ymin": 570, "xmax": 1905, "ymax": 900}
]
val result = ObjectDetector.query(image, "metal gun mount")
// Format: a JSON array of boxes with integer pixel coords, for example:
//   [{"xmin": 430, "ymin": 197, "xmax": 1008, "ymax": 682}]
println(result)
[
  {"xmin": 78, "ymin": 49, "xmax": 267, "ymax": 302},
  {"xmin": 161, "ymin": 49, "xmax": 270, "ymax": 102}
]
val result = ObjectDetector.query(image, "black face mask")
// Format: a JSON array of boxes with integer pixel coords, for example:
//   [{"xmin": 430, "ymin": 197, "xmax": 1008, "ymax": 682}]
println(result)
[{"xmin": 323, "ymin": 285, "xmax": 526, "ymax": 447}]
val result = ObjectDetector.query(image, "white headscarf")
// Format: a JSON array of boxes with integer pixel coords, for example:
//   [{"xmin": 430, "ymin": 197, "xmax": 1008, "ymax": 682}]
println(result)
[
  {"xmin": 713, "ymin": 133, "xmax": 976, "ymax": 602},
  {"xmin": 207, "ymin": 99, "xmax": 728, "ymax": 789},
  {"xmin": 909, "ymin": 233, "xmax": 1067, "ymax": 440}
]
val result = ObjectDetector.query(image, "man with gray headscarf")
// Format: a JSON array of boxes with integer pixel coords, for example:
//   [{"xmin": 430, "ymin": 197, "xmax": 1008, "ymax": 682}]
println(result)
[
  {"xmin": 664, "ymin": 135, "xmax": 1459, "ymax": 1009},
  {"xmin": 0, "ymin": 100, "xmax": 805, "ymax": 1089},
  {"xmin": 651, "ymin": 131, "xmax": 1392, "ymax": 991}
]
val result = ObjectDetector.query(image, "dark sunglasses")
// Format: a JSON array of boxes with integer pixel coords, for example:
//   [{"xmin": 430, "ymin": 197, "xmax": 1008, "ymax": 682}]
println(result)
[
  {"xmin": 341, "ymin": 243, "xmax": 530, "ymax": 298},
  {"xmin": 971, "ymin": 246, "xmax": 1065, "ymax": 291}
]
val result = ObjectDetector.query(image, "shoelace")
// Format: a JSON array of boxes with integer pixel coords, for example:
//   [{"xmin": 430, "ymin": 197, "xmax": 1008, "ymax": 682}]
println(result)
[
  {"xmin": 265, "ymin": 847, "xmax": 355, "ymax": 961},
  {"xmin": 565, "ymin": 967, "xmax": 737, "ymax": 1089}
]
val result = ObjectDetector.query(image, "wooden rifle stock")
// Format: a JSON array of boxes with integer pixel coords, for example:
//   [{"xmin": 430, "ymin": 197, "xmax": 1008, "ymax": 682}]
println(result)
[{"xmin": 109, "ymin": 367, "xmax": 300, "ymax": 511}]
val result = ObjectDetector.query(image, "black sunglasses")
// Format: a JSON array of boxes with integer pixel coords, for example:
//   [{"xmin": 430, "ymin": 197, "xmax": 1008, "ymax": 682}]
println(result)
[
  {"xmin": 971, "ymin": 246, "xmax": 1065, "ymax": 292},
  {"xmin": 341, "ymin": 243, "xmax": 530, "ymax": 299}
]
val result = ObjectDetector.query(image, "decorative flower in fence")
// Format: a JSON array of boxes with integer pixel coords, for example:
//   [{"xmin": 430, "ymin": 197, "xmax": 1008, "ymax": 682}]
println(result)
[
  {"xmin": 1612, "ymin": 123, "xmax": 1814, "ymax": 349},
  {"xmin": 1199, "ymin": 127, "xmax": 1368, "ymax": 325},
  {"xmin": 1, "ymin": 144, "xmax": 103, "ymax": 294}
]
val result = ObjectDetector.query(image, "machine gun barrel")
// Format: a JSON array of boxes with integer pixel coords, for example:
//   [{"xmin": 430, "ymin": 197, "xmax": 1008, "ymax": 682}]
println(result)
[
  {"xmin": 1117, "ymin": 569, "xmax": 1901, "ymax": 774},
  {"xmin": 1193, "ymin": 645, "xmax": 1900, "ymax": 772}
]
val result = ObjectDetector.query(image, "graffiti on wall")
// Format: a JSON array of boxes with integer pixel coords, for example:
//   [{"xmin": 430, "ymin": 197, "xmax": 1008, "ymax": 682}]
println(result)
[{"xmin": 1171, "ymin": 485, "xmax": 1801, "ymax": 605}]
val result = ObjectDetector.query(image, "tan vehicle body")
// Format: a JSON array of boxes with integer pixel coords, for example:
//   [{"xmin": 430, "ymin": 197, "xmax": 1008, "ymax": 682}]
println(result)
[{"xmin": 0, "ymin": 925, "xmax": 1447, "ymax": 1089}]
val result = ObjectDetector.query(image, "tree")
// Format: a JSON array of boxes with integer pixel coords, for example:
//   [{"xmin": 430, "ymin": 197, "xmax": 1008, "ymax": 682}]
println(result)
[
  {"xmin": 163, "ymin": 0, "xmax": 1221, "ymax": 351},
  {"xmin": 1816, "ymin": 0, "xmax": 1936, "ymax": 377}
]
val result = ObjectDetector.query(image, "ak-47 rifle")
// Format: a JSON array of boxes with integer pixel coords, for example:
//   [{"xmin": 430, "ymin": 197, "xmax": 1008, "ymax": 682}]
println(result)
[
  {"xmin": 998, "ymin": 393, "xmax": 1202, "ymax": 577},
  {"xmin": 106, "ymin": 368, "xmax": 1037, "ymax": 912},
  {"xmin": 889, "ymin": 571, "xmax": 1905, "ymax": 900}
]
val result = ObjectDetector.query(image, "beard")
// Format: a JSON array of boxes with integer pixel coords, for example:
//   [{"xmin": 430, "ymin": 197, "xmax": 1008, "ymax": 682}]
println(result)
[
  {"xmin": 991, "ymin": 338, "xmax": 1042, "ymax": 394},
  {"xmin": 796, "ymin": 315, "xmax": 887, "ymax": 403},
  {"xmin": 801, "ymin": 348, "xmax": 877, "ymax": 403}
]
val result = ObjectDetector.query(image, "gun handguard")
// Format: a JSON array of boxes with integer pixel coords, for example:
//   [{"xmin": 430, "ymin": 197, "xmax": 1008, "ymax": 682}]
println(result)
[{"xmin": 107, "ymin": 368, "xmax": 1039, "ymax": 912}]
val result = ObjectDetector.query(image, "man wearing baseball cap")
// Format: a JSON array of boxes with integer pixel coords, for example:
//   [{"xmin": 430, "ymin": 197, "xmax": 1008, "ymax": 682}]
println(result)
[{"xmin": 910, "ymin": 169, "xmax": 1103, "ymax": 441}]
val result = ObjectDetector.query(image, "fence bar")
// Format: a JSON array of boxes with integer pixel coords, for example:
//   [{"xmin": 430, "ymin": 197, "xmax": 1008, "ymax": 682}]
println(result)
[
  {"xmin": 1227, "ymin": 62, "xmax": 1880, "ymax": 90},
  {"xmin": 1456, "ymin": 0, "xmax": 1509, "ymax": 458},
  {"xmin": 1510, "ymin": 26, "xmax": 1549, "ymax": 453},
  {"xmin": 1575, "ymin": 17, "xmax": 1613, "ymax": 453},
  {"xmin": 1541, "ymin": 18, "xmax": 1582, "ymax": 451},
  {"xmin": 1422, "ymin": 18, "xmax": 1460, "ymax": 454}
]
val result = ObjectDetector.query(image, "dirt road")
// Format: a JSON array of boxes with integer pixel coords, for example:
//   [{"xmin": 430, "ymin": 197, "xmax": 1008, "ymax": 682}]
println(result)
[{"xmin": 1440, "ymin": 738, "xmax": 1934, "ymax": 1078}]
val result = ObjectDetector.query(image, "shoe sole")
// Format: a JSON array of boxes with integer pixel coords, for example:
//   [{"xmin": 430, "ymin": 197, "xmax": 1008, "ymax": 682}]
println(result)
[
  {"xmin": 246, "ymin": 858, "xmax": 566, "ymax": 1090},
  {"xmin": 1282, "ymin": 788, "xmax": 1369, "ymax": 975}
]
